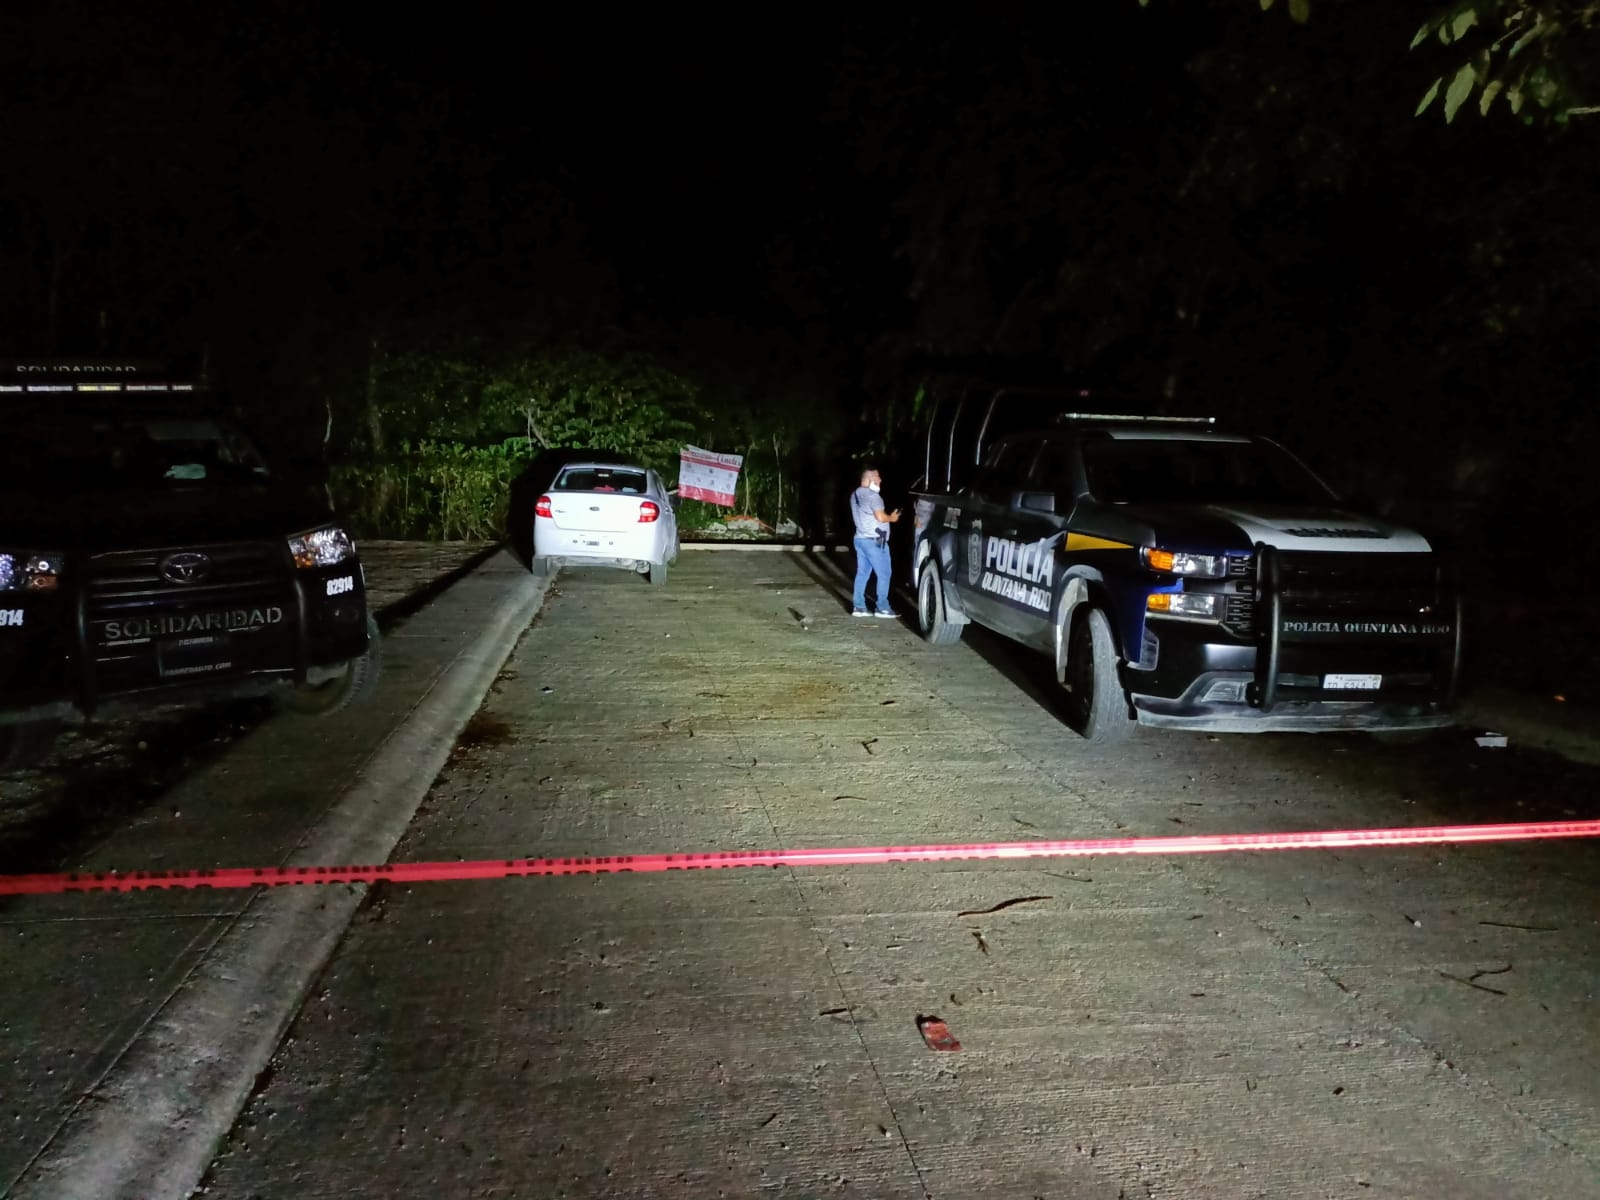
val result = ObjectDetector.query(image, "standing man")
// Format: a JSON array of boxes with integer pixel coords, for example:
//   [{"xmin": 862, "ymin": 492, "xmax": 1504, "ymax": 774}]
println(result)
[{"xmin": 850, "ymin": 466, "xmax": 900, "ymax": 618}]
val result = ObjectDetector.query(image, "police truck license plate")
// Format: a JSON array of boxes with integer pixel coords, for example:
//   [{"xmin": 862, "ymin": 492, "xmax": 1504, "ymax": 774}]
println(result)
[
  {"xmin": 1324, "ymin": 673, "xmax": 1381, "ymax": 690},
  {"xmin": 157, "ymin": 633, "xmax": 235, "ymax": 680}
]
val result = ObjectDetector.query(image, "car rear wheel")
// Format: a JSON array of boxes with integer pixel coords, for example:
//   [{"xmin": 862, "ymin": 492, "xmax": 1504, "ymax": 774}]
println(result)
[
  {"xmin": 917, "ymin": 558, "xmax": 963, "ymax": 645},
  {"xmin": 0, "ymin": 720, "xmax": 59, "ymax": 773},
  {"xmin": 278, "ymin": 615, "xmax": 382, "ymax": 717},
  {"xmin": 1063, "ymin": 607, "xmax": 1133, "ymax": 743}
]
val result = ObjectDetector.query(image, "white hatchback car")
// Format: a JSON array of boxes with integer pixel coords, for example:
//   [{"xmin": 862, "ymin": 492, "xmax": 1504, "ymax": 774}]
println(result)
[{"xmin": 531, "ymin": 460, "xmax": 680, "ymax": 585}]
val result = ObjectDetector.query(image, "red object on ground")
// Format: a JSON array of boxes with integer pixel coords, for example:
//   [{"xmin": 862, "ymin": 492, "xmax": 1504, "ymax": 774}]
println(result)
[
  {"xmin": 3, "ymin": 818, "xmax": 1599, "ymax": 897},
  {"xmin": 917, "ymin": 1016, "xmax": 962, "ymax": 1052}
]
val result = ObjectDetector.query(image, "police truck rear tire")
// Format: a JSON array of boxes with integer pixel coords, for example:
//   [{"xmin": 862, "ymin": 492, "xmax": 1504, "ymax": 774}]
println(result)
[
  {"xmin": 279, "ymin": 615, "xmax": 383, "ymax": 717},
  {"xmin": 917, "ymin": 559, "xmax": 963, "ymax": 646},
  {"xmin": 1065, "ymin": 608, "xmax": 1133, "ymax": 743}
]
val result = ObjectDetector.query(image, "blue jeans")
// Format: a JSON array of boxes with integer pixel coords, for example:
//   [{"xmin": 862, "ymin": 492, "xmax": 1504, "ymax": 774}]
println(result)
[{"xmin": 852, "ymin": 535, "xmax": 892, "ymax": 612}]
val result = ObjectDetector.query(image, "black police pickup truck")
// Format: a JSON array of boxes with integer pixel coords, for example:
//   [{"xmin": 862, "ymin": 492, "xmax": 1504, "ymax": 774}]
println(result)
[
  {"xmin": 0, "ymin": 362, "xmax": 379, "ymax": 769},
  {"xmin": 909, "ymin": 392, "xmax": 1462, "ymax": 741}
]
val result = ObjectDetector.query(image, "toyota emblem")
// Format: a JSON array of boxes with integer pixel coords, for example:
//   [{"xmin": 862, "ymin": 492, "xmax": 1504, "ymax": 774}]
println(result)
[{"xmin": 159, "ymin": 551, "xmax": 212, "ymax": 585}]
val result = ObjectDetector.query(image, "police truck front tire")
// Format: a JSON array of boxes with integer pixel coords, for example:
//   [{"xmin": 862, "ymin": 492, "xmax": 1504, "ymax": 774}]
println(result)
[
  {"xmin": 917, "ymin": 559, "xmax": 963, "ymax": 646},
  {"xmin": 279, "ymin": 615, "xmax": 383, "ymax": 717},
  {"xmin": 0, "ymin": 721, "xmax": 59, "ymax": 773},
  {"xmin": 1065, "ymin": 608, "xmax": 1133, "ymax": 743}
]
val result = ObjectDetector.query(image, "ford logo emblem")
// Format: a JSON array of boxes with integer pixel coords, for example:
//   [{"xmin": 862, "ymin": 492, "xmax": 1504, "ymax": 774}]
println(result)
[{"xmin": 159, "ymin": 551, "xmax": 212, "ymax": 585}]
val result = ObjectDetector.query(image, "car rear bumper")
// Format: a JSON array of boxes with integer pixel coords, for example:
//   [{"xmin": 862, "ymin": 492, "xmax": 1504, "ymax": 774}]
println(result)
[{"xmin": 535, "ymin": 554, "xmax": 656, "ymax": 573}]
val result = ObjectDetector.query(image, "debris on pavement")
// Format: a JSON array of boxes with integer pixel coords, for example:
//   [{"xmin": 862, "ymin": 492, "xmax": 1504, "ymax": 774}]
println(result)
[
  {"xmin": 971, "ymin": 930, "xmax": 989, "ymax": 955},
  {"xmin": 1475, "ymin": 732, "xmax": 1509, "ymax": 748},
  {"xmin": 1439, "ymin": 964, "xmax": 1513, "ymax": 996},
  {"xmin": 1478, "ymin": 920, "xmax": 1558, "ymax": 932},
  {"xmin": 860, "ymin": 738, "xmax": 878, "ymax": 755},
  {"xmin": 956, "ymin": 895, "xmax": 1053, "ymax": 918},
  {"xmin": 916, "ymin": 1015, "xmax": 962, "ymax": 1052}
]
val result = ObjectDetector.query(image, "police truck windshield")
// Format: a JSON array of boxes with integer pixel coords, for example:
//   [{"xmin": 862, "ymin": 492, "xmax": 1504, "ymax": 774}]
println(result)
[
  {"xmin": 1081, "ymin": 436, "xmax": 1335, "ymax": 507},
  {"xmin": 0, "ymin": 408, "xmax": 272, "ymax": 492}
]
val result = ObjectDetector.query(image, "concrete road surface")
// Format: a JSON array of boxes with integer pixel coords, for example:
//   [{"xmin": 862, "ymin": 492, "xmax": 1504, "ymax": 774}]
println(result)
[{"xmin": 186, "ymin": 550, "xmax": 1600, "ymax": 1199}]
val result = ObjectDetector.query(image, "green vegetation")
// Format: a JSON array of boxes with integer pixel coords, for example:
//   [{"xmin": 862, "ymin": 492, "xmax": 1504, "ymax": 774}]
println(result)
[{"xmin": 326, "ymin": 346, "xmax": 824, "ymax": 540}]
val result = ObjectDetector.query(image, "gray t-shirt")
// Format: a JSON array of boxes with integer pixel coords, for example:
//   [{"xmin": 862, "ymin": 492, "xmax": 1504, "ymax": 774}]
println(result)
[{"xmin": 850, "ymin": 486, "xmax": 886, "ymax": 539}]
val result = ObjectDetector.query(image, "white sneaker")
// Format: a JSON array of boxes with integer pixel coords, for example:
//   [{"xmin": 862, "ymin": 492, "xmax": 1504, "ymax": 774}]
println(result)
[
  {"xmin": 851, "ymin": 609, "xmax": 871, "ymax": 617},
  {"xmin": 873, "ymin": 609, "xmax": 896, "ymax": 619}
]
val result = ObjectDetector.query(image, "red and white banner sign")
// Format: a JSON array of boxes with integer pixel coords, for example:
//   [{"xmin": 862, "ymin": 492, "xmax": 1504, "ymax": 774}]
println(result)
[{"xmin": 678, "ymin": 445, "xmax": 743, "ymax": 507}]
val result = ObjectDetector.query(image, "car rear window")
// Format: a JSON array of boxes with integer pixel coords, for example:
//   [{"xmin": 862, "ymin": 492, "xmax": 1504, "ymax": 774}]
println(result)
[{"xmin": 554, "ymin": 466, "xmax": 648, "ymax": 494}]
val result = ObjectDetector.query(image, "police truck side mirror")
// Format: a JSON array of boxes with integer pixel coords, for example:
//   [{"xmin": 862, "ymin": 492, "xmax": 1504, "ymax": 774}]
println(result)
[{"xmin": 1012, "ymin": 490, "xmax": 1056, "ymax": 514}]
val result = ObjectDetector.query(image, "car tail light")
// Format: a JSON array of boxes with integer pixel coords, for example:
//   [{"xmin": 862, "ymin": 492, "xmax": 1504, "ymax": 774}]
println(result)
[
  {"xmin": 535, "ymin": 495, "xmax": 553, "ymax": 519},
  {"xmin": 638, "ymin": 500, "xmax": 660, "ymax": 523}
]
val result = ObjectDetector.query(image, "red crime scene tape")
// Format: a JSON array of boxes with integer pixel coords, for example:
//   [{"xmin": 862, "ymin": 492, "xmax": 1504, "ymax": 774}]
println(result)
[{"xmin": 3, "ymin": 819, "xmax": 1598, "ymax": 897}]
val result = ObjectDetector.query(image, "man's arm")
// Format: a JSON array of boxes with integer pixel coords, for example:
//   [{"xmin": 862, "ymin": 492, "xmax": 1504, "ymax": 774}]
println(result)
[{"xmin": 873, "ymin": 505, "xmax": 901, "ymax": 523}]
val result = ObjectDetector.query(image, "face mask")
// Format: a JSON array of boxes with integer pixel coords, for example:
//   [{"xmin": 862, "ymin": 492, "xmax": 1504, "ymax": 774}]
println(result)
[{"xmin": 868, "ymin": 482, "xmax": 881, "ymax": 493}]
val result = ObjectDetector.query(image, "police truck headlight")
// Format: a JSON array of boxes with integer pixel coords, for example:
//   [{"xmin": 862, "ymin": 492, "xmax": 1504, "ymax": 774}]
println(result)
[
  {"xmin": 1141, "ymin": 547, "xmax": 1225, "ymax": 578},
  {"xmin": 287, "ymin": 526, "xmax": 356, "ymax": 570},
  {"xmin": 1146, "ymin": 592, "xmax": 1220, "ymax": 621},
  {"xmin": 0, "ymin": 551, "xmax": 63, "ymax": 592}
]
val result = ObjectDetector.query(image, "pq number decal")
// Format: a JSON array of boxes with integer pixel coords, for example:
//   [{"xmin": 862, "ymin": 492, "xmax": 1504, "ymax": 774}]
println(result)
[
  {"xmin": 325, "ymin": 575, "xmax": 355, "ymax": 596},
  {"xmin": 0, "ymin": 609, "xmax": 23, "ymax": 627}
]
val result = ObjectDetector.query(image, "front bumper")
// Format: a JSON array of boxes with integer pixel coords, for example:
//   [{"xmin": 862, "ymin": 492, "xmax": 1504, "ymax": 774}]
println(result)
[
  {"xmin": 1125, "ymin": 621, "xmax": 1458, "ymax": 734},
  {"xmin": 0, "ymin": 552, "xmax": 370, "ymax": 725},
  {"xmin": 1131, "ymin": 676, "xmax": 1455, "ymax": 733}
]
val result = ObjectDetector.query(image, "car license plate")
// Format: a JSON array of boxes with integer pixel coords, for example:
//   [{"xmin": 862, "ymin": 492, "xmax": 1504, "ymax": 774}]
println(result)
[{"xmin": 1324, "ymin": 673, "xmax": 1382, "ymax": 690}]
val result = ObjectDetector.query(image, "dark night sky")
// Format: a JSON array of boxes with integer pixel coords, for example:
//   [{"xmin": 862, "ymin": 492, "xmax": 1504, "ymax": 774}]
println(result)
[{"xmin": 4, "ymin": 0, "xmax": 1598, "ymax": 553}]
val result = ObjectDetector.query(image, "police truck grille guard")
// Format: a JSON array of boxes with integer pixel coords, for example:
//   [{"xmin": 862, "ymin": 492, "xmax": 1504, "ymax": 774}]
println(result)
[
  {"xmin": 74, "ymin": 541, "xmax": 300, "ymax": 708},
  {"xmin": 1247, "ymin": 544, "xmax": 1464, "ymax": 712},
  {"xmin": 86, "ymin": 542, "xmax": 283, "ymax": 605}
]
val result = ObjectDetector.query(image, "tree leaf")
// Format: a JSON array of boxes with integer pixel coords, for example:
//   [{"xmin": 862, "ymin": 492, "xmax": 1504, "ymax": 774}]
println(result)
[
  {"xmin": 1507, "ymin": 82, "xmax": 1524, "ymax": 114},
  {"xmin": 1508, "ymin": 17, "xmax": 1546, "ymax": 59},
  {"xmin": 1260, "ymin": 0, "xmax": 1277, "ymax": 10},
  {"xmin": 1287, "ymin": 0, "xmax": 1310, "ymax": 21},
  {"xmin": 1416, "ymin": 76, "xmax": 1442, "ymax": 115},
  {"xmin": 1411, "ymin": 21, "xmax": 1435, "ymax": 50},
  {"xmin": 1443, "ymin": 61, "xmax": 1477, "ymax": 122},
  {"xmin": 1479, "ymin": 77, "xmax": 1505, "ymax": 115},
  {"xmin": 1450, "ymin": 7, "xmax": 1479, "ymax": 42}
]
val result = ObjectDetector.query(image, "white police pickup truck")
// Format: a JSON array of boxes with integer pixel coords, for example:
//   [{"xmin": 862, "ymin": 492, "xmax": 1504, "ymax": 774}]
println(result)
[{"xmin": 909, "ymin": 400, "xmax": 1462, "ymax": 741}]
